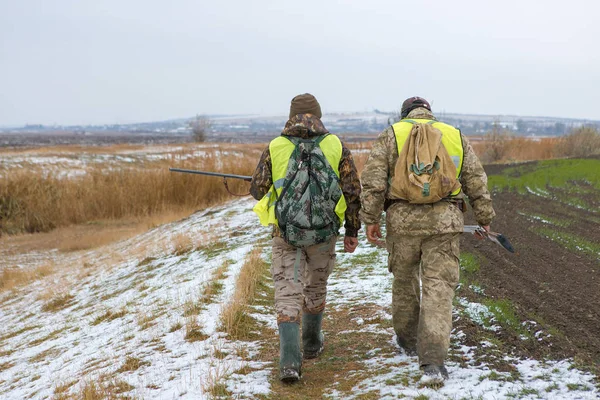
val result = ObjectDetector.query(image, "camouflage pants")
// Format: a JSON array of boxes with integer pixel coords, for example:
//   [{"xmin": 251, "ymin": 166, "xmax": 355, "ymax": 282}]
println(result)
[
  {"xmin": 271, "ymin": 236, "xmax": 337, "ymax": 324},
  {"xmin": 387, "ymin": 233, "xmax": 460, "ymax": 366}
]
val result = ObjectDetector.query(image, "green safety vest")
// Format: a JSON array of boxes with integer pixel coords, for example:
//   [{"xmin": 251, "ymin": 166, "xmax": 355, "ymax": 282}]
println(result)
[
  {"xmin": 392, "ymin": 118, "xmax": 464, "ymax": 196},
  {"xmin": 253, "ymin": 134, "xmax": 347, "ymax": 226}
]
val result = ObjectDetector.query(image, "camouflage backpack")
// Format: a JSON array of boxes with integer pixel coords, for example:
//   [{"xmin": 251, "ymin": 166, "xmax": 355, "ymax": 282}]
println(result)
[{"xmin": 275, "ymin": 134, "xmax": 342, "ymax": 247}]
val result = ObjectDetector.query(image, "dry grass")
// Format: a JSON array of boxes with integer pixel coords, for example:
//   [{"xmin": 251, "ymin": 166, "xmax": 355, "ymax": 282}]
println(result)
[
  {"xmin": 554, "ymin": 126, "xmax": 600, "ymax": 157},
  {"xmin": 201, "ymin": 260, "xmax": 230, "ymax": 304},
  {"xmin": 184, "ymin": 316, "xmax": 209, "ymax": 342},
  {"xmin": 91, "ymin": 308, "xmax": 128, "ymax": 326},
  {"xmin": 182, "ymin": 296, "xmax": 203, "ymax": 317},
  {"xmin": 53, "ymin": 380, "xmax": 78, "ymax": 398},
  {"xmin": 346, "ymin": 141, "xmax": 370, "ymax": 174},
  {"xmin": 116, "ymin": 356, "xmax": 149, "ymax": 373},
  {"xmin": 472, "ymin": 136, "xmax": 561, "ymax": 163},
  {"xmin": 172, "ymin": 232, "xmax": 194, "ymax": 256},
  {"xmin": 56, "ymin": 224, "xmax": 148, "ymax": 253},
  {"xmin": 67, "ymin": 377, "xmax": 137, "ymax": 400},
  {"xmin": 471, "ymin": 126, "xmax": 600, "ymax": 163},
  {"xmin": 28, "ymin": 327, "xmax": 68, "ymax": 347},
  {"xmin": 0, "ymin": 220, "xmax": 156, "ymax": 260},
  {"xmin": 0, "ymin": 144, "xmax": 259, "ymax": 236},
  {"xmin": 2, "ymin": 134, "xmax": 596, "ymax": 239},
  {"xmin": 0, "ymin": 263, "xmax": 54, "ymax": 292},
  {"xmin": 137, "ymin": 309, "xmax": 162, "ymax": 330},
  {"xmin": 181, "ymin": 259, "xmax": 230, "ymax": 319},
  {"xmin": 200, "ymin": 363, "xmax": 233, "ymax": 400},
  {"xmin": 219, "ymin": 248, "xmax": 267, "ymax": 339},
  {"xmin": 41, "ymin": 292, "xmax": 75, "ymax": 312},
  {"xmin": 168, "ymin": 321, "xmax": 183, "ymax": 333}
]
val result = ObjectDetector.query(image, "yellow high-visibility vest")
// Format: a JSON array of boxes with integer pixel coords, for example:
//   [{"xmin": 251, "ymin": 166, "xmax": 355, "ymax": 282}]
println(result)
[
  {"xmin": 253, "ymin": 134, "xmax": 347, "ymax": 227},
  {"xmin": 391, "ymin": 118, "xmax": 464, "ymax": 196}
]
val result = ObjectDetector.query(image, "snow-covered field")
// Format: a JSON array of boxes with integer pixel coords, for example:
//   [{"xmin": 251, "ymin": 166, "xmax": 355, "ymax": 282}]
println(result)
[{"xmin": 1, "ymin": 198, "xmax": 597, "ymax": 399}]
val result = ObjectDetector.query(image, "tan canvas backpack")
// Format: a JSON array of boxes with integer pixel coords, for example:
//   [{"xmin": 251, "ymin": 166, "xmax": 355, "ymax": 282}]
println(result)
[{"xmin": 390, "ymin": 121, "xmax": 461, "ymax": 204}]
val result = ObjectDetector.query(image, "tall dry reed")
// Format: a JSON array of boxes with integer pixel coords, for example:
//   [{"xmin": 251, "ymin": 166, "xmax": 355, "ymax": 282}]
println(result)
[
  {"xmin": 0, "ymin": 151, "xmax": 258, "ymax": 235},
  {"xmin": 3, "ymin": 134, "xmax": 585, "ymax": 236},
  {"xmin": 471, "ymin": 136, "xmax": 560, "ymax": 163}
]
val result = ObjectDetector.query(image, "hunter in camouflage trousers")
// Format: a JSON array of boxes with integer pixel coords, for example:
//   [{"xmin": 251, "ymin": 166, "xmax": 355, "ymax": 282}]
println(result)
[
  {"xmin": 271, "ymin": 236, "xmax": 337, "ymax": 323},
  {"xmin": 250, "ymin": 94, "xmax": 361, "ymax": 382},
  {"xmin": 360, "ymin": 97, "xmax": 495, "ymax": 380},
  {"xmin": 251, "ymin": 111, "xmax": 362, "ymax": 325}
]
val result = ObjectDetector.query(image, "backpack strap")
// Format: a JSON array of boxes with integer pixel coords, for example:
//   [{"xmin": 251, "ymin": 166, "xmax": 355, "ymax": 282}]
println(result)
[
  {"xmin": 403, "ymin": 119, "xmax": 436, "ymax": 125},
  {"xmin": 280, "ymin": 134, "xmax": 329, "ymax": 145},
  {"xmin": 314, "ymin": 133, "xmax": 330, "ymax": 145}
]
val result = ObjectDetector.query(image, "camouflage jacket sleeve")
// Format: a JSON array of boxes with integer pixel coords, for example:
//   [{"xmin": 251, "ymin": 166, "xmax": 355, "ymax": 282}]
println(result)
[
  {"xmin": 249, "ymin": 146, "xmax": 272, "ymax": 201},
  {"xmin": 359, "ymin": 127, "xmax": 396, "ymax": 225},
  {"xmin": 339, "ymin": 142, "xmax": 362, "ymax": 237},
  {"xmin": 460, "ymin": 135, "xmax": 496, "ymax": 226}
]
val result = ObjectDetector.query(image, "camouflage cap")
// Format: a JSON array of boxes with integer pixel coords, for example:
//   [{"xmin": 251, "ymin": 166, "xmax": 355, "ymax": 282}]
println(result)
[
  {"xmin": 289, "ymin": 93, "xmax": 322, "ymax": 119},
  {"xmin": 401, "ymin": 96, "xmax": 431, "ymax": 119}
]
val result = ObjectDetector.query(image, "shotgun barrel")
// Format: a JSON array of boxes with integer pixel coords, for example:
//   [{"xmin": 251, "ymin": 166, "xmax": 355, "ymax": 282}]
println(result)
[{"xmin": 169, "ymin": 168, "xmax": 252, "ymax": 182}]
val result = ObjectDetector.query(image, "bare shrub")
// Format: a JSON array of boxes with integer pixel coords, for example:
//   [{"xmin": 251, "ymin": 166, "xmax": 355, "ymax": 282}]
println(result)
[
  {"xmin": 481, "ymin": 124, "xmax": 513, "ymax": 163},
  {"xmin": 189, "ymin": 115, "xmax": 211, "ymax": 142},
  {"xmin": 555, "ymin": 126, "xmax": 600, "ymax": 158}
]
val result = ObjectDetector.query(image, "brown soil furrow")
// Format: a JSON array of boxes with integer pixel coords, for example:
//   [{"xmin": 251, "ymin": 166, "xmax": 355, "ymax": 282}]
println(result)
[{"xmin": 462, "ymin": 190, "xmax": 600, "ymax": 367}]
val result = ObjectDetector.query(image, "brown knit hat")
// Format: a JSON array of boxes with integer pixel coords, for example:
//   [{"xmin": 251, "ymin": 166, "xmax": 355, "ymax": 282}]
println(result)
[{"xmin": 289, "ymin": 93, "xmax": 322, "ymax": 119}]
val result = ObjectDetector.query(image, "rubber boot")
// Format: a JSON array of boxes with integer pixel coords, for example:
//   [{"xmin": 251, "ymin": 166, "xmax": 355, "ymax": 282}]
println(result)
[
  {"xmin": 421, "ymin": 364, "xmax": 449, "ymax": 381},
  {"xmin": 396, "ymin": 335, "xmax": 417, "ymax": 357},
  {"xmin": 302, "ymin": 312, "xmax": 324, "ymax": 359},
  {"xmin": 278, "ymin": 322, "xmax": 302, "ymax": 382}
]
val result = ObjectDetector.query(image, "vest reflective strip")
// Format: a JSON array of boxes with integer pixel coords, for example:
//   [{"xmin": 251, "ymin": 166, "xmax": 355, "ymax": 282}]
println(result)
[
  {"xmin": 392, "ymin": 119, "xmax": 464, "ymax": 196},
  {"xmin": 252, "ymin": 135, "xmax": 347, "ymax": 227}
]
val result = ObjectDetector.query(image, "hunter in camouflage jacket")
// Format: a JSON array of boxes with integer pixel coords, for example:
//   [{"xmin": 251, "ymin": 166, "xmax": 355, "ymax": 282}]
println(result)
[
  {"xmin": 359, "ymin": 107, "xmax": 495, "ymax": 235},
  {"xmin": 250, "ymin": 114, "xmax": 362, "ymax": 238}
]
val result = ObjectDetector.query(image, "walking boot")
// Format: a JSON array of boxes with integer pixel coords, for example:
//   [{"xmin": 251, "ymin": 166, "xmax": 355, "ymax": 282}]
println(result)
[
  {"xmin": 395, "ymin": 335, "xmax": 417, "ymax": 357},
  {"xmin": 302, "ymin": 312, "xmax": 324, "ymax": 359},
  {"xmin": 278, "ymin": 322, "xmax": 302, "ymax": 382},
  {"xmin": 421, "ymin": 364, "xmax": 449, "ymax": 382}
]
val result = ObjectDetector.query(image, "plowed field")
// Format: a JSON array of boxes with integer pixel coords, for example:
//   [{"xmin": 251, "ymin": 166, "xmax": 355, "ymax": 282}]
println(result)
[{"xmin": 461, "ymin": 157, "xmax": 600, "ymax": 371}]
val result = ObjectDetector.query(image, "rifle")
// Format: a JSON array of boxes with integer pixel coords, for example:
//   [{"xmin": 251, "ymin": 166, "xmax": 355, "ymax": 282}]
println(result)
[
  {"xmin": 169, "ymin": 168, "xmax": 252, "ymax": 196},
  {"xmin": 463, "ymin": 225, "xmax": 515, "ymax": 253},
  {"xmin": 169, "ymin": 168, "xmax": 252, "ymax": 181}
]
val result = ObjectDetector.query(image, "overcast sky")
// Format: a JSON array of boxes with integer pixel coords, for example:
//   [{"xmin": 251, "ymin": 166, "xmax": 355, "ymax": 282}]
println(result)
[{"xmin": 1, "ymin": 0, "xmax": 599, "ymax": 125}]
